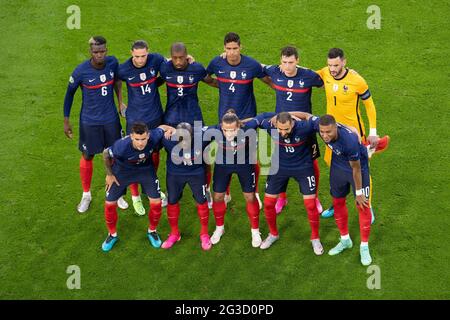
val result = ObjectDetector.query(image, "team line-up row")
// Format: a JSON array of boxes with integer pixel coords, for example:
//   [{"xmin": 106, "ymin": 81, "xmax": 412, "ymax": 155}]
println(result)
[{"xmin": 63, "ymin": 33, "xmax": 390, "ymax": 266}]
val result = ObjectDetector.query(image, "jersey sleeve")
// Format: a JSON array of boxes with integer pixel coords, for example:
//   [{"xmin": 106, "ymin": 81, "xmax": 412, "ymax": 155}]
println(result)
[
  {"xmin": 63, "ymin": 66, "xmax": 83, "ymax": 117},
  {"xmin": 309, "ymin": 115, "xmax": 321, "ymax": 132},
  {"xmin": 206, "ymin": 57, "xmax": 218, "ymax": 75},
  {"xmin": 154, "ymin": 53, "xmax": 166, "ymax": 69},
  {"xmin": 263, "ymin": 65, "xmax": 276, "ymax": 78},
  {"xmin": 346, "ymin": 136, "xmax": 361, "ymax": 162},
  {"xmin": 197, "ymin": 63, "xmax": 207, "ymax": 80},
  {"xmin": 315, "ymin": 67, "xmax": 327, "ymax": 80},
  {"xmin": 108, "ymin": 140, "xmax": 123, "ymax": 160},
  {"xmin": 310, "ymin": 70, "xmax": 324, "ymax": 87},
  {"xmin": 253, "ymin": 59, "xmax": 265, "ymax": 78},
  {"xmin": 150, "ymin": 128, "xmax": 165, "ymax": 144},
  {"xmin": 355, "ymin": 74, "xmax": 371, "ymax": 100}
]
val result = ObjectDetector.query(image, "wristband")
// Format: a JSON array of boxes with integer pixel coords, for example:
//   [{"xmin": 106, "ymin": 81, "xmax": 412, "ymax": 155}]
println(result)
[{"xmin": 355, "ymin": 189, "xmax": 364, "ymax": 196}]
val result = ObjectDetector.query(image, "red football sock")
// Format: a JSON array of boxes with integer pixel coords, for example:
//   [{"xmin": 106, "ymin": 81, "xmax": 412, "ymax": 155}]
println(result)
[
  {"xmin": 304, "ymin": 198, "xmax": 320, "ymax": 239},
  {"xmin": 333, "ymin": 197, "xmax": 349, "ymax": 236},
  {"xmin": 79, "ymin": 157, "xmax": 93, "ymax": 192},
  {"xmin": 313, "ymin": 159, "xmax": 320, "ymax": 198},
  {"xmin": 226, "ymin": 182, "xmax": 231, "ymax": 196},
  {"xmin": 152, "ymin": 151, "xmax": 160, "ymax": 172},
  {"xmin": 148, "ymin": 201, "xmax": 162, "ymax": 230},
  {"xmin": 167, "ymin": 203, "xmax": 180, "ymax": 236},
  {"xmin": 212, "ymin": 200, "xmax": 226, "ymax": 227},
  {"xmin": 104, "ymin": 202, "xmax": 118, "ymax": 235},
  {"xmin": 358, "ymin": 205, "xmax": 372, "ymax": 242},
  {"xmin": 246, "ymin": 199, "xmax": 260, "ymax": 229},
  {"xmin": 196, "ymin": 202, "xmax": 210, "ymax": 235},
  {"xmin": 129, "ymin": 183, "xmax": 140, "ymax": 197},
  {"xmin": 263, "ymin": 196, "xmax": 278, "ymax": 236},
  {"xmin": 279, "ymin": 192, "xmax": 287, "ymax": 199},
  {"xmin": 255, "ymin": 162, "xmax": 261, "ymax": 193}
]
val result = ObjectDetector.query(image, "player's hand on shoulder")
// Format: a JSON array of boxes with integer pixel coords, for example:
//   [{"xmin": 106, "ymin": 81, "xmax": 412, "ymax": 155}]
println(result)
[
  {"xmin": 187, "ymin": 54, "xmax": 195, "ymax": 64},
  {"xmin": 220, "ymin": 52, "xmax": 227, "ymax": 59},
  {"xmin": 270, "ymin": 115, "xmax": 277, "ymax": 127}
]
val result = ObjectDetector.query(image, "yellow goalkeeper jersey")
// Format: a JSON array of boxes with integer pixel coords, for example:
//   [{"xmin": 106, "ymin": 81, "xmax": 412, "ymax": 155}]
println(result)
[{"xmin": 316, "ymin": 67, "xmax": 372, "ymax": 137}]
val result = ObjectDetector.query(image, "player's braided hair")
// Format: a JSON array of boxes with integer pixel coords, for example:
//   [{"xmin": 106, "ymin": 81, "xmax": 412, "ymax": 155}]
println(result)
[{"xmin": 221, "ymin": 109, "xmax": 242, "ymax": 128}]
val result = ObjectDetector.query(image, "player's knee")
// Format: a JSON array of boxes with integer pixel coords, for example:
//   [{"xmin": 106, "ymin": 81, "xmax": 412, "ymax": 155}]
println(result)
[
  {"xmin": 213, "ymin": 192, "xmax": 225, "ymax": 203},
  {"xmin": 243, "ymin": 192, "xmax": 255, "ymax": 203},
  {"xmin": 82, "ymin": 153, "xmax": 94, "ymax": 161},
  {"xmin": 332, "ymin": 197, "xmax": 346, "ymax": 208}
]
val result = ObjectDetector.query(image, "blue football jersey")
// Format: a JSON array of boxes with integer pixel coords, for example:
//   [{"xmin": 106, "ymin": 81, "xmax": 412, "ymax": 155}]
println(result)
[
  {"xmin": 206, "ymin": 55, "xmax": 264, "ymax": 120},
  {"xmin": 118, "ymin": 53, "xmax": 165, "ymax": 124},
  {"xmin": 162, "ymin": 137, "xmax": 210, "ymax": 175},
  {"xmin": 160, "ymin": 61, "xmax": 207, "ymax": 125},
  {"xmin": 64, "ymin": 56, "xmax": 120, "ymax": 125},
  {"xmin": 264, "ymin": 65, "xmax": 323, "ymax": 113},
  {"xmin": 202, "ymin": 123, "xmax": 258, "ymax": 167},
  {"xmin": 254, "ymin": 112, "xmax": 316, "ymax": 172},
  {"xmin": 107, "ymin": 128, "xmax": 164, "ymax": 171},
  {"xmin": 318, "ymin": 122, "xmax": 369, "ymax": 173}
]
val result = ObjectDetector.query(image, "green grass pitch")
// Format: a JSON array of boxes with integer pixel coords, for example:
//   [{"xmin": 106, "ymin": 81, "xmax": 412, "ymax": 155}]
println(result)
[{"xmin": 0, "ymin": 0, "xmax": 449, "ymax": 299}]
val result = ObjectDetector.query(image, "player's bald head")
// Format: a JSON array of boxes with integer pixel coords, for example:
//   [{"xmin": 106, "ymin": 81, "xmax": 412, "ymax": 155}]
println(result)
[{"xmin": 171, "ymin": 42, "xmax": 187, "ymax": 55}]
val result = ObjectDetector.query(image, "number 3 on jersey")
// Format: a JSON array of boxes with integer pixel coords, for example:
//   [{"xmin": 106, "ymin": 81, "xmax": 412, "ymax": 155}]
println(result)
[{"xmin": 229, "ymin": 83, "xmax": 235, "ymax": 93}]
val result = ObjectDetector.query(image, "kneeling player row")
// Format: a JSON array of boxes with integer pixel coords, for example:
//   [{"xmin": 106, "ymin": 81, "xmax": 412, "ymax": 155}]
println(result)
[{"xmin": 101, "ymin": 111, "xmax": 374, "ymax": 266}]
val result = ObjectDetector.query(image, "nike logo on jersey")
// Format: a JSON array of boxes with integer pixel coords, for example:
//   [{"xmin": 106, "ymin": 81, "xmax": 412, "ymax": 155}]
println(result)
[
  {"xmin": 276, "ymin": 79, "xmax": 283, "ymax": 82},
  {"xmin": 218, "ymin": 70, "xmax": 226, "ymax": 74},
  {"xmin": 88, "ymin": 79, "xmax": 95, "ymax": 82},
  {"xmin": 128, "ymin": 77, "xmax": 135, "ymax": 80},
  {"xmin": 166, "ymin": 76, "xmax": 172, "ymax": 79}
]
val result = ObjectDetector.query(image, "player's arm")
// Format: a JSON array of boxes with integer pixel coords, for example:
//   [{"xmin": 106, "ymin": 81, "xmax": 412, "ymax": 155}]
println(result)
[
  {"xmin": 258, "ymin": 75, "xmax": 273, "ymax": 87},
  {"xmin": 156, "ymin": 76, "xmax": 165, "ymax": 87},
  {"xmin": 158, "ymin": 124, "xmax": 176, "ymax": 139},
  {"xmin": 349, "ymin": 159, "xmax": 369, "ymax": 208},
  {"xmin": 202, "ymin": 74, "xmax": 218, "ymax": 88},
  {"xmin": 361, "ymin": 95, "xmax": 378, "ymax": 147},
  {"xmin": 103, "ymin": 148, "xmax": 120, "ymax": 192},
  {"xmin": 63, "ymin": 71, "xmax": 82, "ymax": 139},
  {"xmin": 114, "ymin": 79, "xmax": 127, "ymax": 117}
]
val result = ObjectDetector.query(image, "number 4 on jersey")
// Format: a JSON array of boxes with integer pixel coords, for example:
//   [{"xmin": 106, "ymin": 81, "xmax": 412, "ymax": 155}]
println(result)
[{"xmin": 229, "ymin": 83, "xmax": 235, "ymax": 93}]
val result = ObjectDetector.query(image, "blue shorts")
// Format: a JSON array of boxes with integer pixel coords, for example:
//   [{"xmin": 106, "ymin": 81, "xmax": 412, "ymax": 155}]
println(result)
[
  {"xmin": 126, "ymin": 117, "xmax": 162, "ymax": 134},
  {"xmin": 213, "ymin": 164, "xmax": 256, "ymax": 193},
  {"xmin": 79, "ymin": 119, "xmax": 123, "ymax": 155},
  {"xmin": 106, "ymin": 165, "xmax": 160, "ymax": 201},
  {"xmin": 330, "ymin": 166, "xmax": 371, "ymax": 198},
  {"xmin": 166, "ymin": 173, "xmax": 207, "ymax": 205},
  {"xmin": 265, "ymin": 168, "xmax": 316, "ymax": 196}
]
